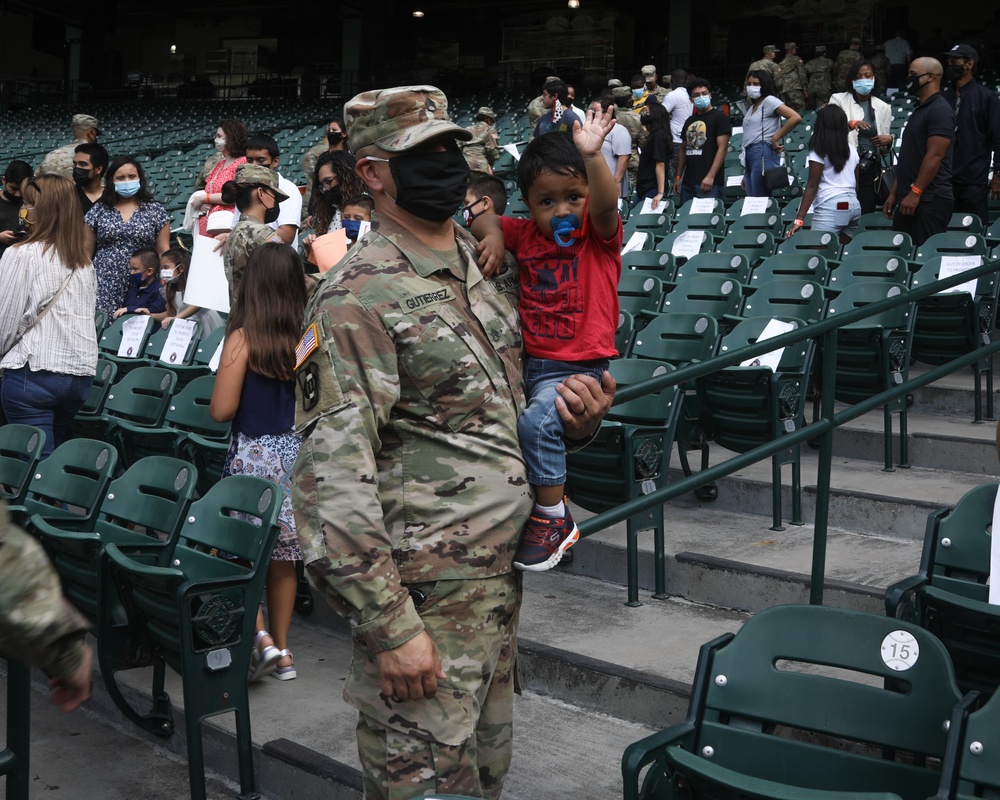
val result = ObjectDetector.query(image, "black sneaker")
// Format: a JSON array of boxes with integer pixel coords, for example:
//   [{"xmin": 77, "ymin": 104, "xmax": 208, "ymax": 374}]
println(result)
[{"xmin": 513, "ymin": 504, "xmax": 580, "ymax": 572}]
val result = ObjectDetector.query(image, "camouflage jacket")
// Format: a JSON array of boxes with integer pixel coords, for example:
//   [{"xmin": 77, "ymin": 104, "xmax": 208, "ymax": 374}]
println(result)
[
  {"xmin": 0, "ymin": 511, "xmax": 89, "ymax": 680},
  {"xmin": 527, "ymin": 96, "xmax": 546, "ymax": 139},
  {"xmin": 195, "ymin": 152, "xmax": 224, "ymax": 190},
  {"xmin": 871, "ymin": 54, "xmax": 891, "ymax": 89},
  {"xmin": 615, "ymin": 109, "xmax": 648, "ymax": 148},
  {"xmin": 805, "ymin": 57, "xmax": 835, "ymax": 94},
  {"xmin": 778, "ymin": 55, "xmax": 807, "ymax": 92},
  {"xmin": 291, "ymin": 214, "xmax": 532, "ymax": 654},
  {"xmin": 223, "ymin": 215, "xmax": 283, "ymax": 304},
  {"xmin": 748, "ymin": 58, "xmax": 780, "ymax": 81},
  {"xmin": 649, "ymin": 85, "xmax": 669, "ymax": 103},
  {"xmin": 836, "ymin": 49, "xmax": 863, "ymax": 86},
  {"xmin": 38, "ymin": 138, "xmax": 89, "ymax": 179},
  {"xmin": 460, "ymin": 121, "xmax": 500, "ymax": 172}
]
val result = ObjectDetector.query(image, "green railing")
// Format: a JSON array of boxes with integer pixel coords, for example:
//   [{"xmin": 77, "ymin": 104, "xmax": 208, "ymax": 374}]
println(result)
[
  {"xmin": 0, "ymin": 659, "xmax": 31, "ymax": 799},
  {"xmin": 577, "ymin": 258, "xmax": 1000, "ymax": 605}
]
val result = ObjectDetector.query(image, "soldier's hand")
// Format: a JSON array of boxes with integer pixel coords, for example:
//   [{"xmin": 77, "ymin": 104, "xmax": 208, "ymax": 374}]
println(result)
[
  {"xmin": 377, "ymin": 631, "xmax": 445, "ymax": 701},
  {"xmin": 50, "ymin": 643, "xmax": 92, "ymax": 713},
  {"xmin": 556, "ymin": 370, "xmax": 616, "ymax": 441}
]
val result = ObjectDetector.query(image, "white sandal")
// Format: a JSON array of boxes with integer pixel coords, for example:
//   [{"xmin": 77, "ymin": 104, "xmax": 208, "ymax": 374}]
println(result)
[
  {"xmin": 249, "ymin": 630, "xmax": 281, "ymax": 682},
  {"xmin": 272, "ymin": 649, "xmax": 296, "ymax": 681}
]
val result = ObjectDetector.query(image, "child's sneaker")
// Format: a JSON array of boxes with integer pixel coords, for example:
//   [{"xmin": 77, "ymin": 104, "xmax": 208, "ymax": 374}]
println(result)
[{"xmin": 513, "ymin": 504, "xmax": 580, "ymax": 572}]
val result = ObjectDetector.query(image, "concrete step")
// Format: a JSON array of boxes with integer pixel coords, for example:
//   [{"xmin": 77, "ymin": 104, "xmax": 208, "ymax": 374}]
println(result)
[
  {"xmin": 666, "ymin": 442, "xmax": 994, "ymax": 541},
  {"xmin": 79, "ymin": 582, "xmax": 673, "ymax": 800},
  {"xmin": 831, "ymin": 407, "xmax": 998, "ymax": 474},
  {"xmin": 907, "ymin": 363, "xmax": 996, "ymax": 419},
  {"xmin": 568, "ymin": 503, "xmax": 921, "ymax": 614}
]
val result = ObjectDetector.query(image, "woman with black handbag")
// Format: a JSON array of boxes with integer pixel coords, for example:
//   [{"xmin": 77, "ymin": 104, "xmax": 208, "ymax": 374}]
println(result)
[
  {"xmin": 741, "ymin": 70, "xmax": 801, "ymax": 197},
  {"xmin": 829, "ymin": 60, "xmax": 893, "ymax": 213}
]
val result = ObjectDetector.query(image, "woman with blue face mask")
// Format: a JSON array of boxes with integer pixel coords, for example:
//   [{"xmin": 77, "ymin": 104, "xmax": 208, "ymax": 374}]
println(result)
[
  {"xmin": 829, "ymin": 60, "xmax": 894, "ymax": 214},
  {"xmin": 85, "ymin": 156, "xmax": 170, "ymax": 315}
]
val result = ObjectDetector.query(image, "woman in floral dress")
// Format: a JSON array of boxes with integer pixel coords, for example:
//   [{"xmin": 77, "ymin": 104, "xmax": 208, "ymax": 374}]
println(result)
[{"xmin": 85, "ymin": 156, "xmax": 169, "ymax": 315}]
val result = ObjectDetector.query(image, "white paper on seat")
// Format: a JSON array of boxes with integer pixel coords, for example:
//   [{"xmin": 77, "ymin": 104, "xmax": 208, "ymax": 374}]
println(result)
[
  {"xmin": 117, "ymin": 316, "xmax": 147, "ymax": 358},
  {"xmin": 159, "ymin": 318, "xmax": 198, "ymax": 365},
  {"xmin": 936, "ymin": 255, "xmax": 982, "ymax": 297},
  {"xmin": 739, "ymin": 318, "xmax": 797, "ymax": 371},
  {"xmin": 740, "ymin": 197, "xmax": 770, "ymax": 216},
  {"xmin": 670, "ymin": 230, "xmax": 705, "ymax": 259},
  {"xmin": 621, "ymin": 231, "xmax": 649, "ymax": 254}
]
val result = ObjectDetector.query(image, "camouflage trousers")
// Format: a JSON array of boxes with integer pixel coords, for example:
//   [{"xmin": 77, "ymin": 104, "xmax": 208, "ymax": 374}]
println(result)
[
  {"xmin": 347, "ymin": 572, "xmax": 521, "ymax": 800},
  {"xmin": 781, "ymin": 91, "xmax": 806, "ymax": 111}
]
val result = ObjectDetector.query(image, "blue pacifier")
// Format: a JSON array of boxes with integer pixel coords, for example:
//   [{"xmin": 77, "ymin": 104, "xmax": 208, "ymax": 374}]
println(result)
[{"xmin": 551, "ymin": 214, "xmax": 582, "ymax": 247}]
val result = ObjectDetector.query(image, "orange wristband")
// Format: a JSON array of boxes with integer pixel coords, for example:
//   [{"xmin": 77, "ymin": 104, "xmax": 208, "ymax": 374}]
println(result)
[{"xmin": 910, "ymin": 185, "xmax": 923, "ymax": 196}]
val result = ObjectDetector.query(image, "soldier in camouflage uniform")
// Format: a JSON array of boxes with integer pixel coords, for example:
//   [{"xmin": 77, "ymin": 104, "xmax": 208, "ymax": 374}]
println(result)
[
  {"xmin": 222, "ymin": 163, "xmax": 286, "ymax": 304},
  {"xmin": 778, "ymin": 42, "xmax": 809, "ymax": 111},
  {"xmin": 0, "ymin": 505, "xmax": 92, "ymax": 712},
  {"xmin": 37, "ymin": 114, "xmax": 101, "ymax": 179},
  {"xmin": 612, "ymin": 85, "xmax": 647, "ymax": 193},
  {"xmin": 871, "ymin": 44, "xmax": 891, "ymax": 91},
  {"xmin": 641, "ymin": 65, "xmax": 669, "ymax": 103},
  {"xmin": 291, "ymin": 85, "xmax": 611, "ymax": 800},
  {"xmin": 748, "ymin": 45, "xmax": 781, "ymax": 83},
  {"xmin": 805, "ymin": 45, "xmax": 835, "ymax": 108},
  {"xmin": 836, "ymin": 38, "xmax": 864, "ymax": 89},
  {"xmin": 459, "ymin": 106, "xmax": 500, "ymax": 173}
]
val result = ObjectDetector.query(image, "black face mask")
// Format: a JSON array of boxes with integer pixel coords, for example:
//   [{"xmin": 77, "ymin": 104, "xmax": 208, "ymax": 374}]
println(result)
[
  {"xmin": 72, "ymin": 166, "xmax": 93, "ymax": 186},
  {"xmin": 327, "ymin": 131, "xmax": 344, "ymax": 146},
  {"xmin": 384, "ymin": 149, "xmax": 470, "ymax": 222},
  {"xmin": 944, "ymin": 64, "xmax": 965, "ymax": 82},
  {"xmin": 322, "ymin": 185, "xmax": 343, "ymax": 207},
  {"xmin": 904, "ymin": 72, "xmax": 930, "ymax": 95},
  {"xmin": 1, "ymin": 187, "xmax": 19, "ymax": 206}
]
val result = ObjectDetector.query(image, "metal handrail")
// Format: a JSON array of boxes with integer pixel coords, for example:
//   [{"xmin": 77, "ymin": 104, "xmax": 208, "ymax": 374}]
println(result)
[{"xmin": 579, "ymin": 256, "xmax": 1000, "ymax": 605}]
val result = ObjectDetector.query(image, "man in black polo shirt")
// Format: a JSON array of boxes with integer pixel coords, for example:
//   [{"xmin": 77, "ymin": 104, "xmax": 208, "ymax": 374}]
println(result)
[
  {"xmin": 884, "ymin": 57, "xmax": 954, "ymax": 247},
  {"xmin": 941, "ymin": 44, "xmax": 1000, "ymax": 226}
]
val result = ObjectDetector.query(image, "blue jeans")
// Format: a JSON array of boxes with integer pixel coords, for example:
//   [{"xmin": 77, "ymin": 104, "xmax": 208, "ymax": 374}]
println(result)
[
  {"xmin": 1, "ymin": 367, "xmax": 92, "ymax": 458},
  {"xmin": 811, "ymin": 192, "xmax": 861, "ymax": 239},
  {"xmin": 743, "ymin": 141, "xmax": 781, "ymax": 197},
  {"xmin": 519, "ymin": 356, "xmax": 608, "ymax": 486}
]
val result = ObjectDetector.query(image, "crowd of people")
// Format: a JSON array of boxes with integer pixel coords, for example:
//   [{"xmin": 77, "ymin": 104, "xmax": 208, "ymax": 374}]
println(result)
[{"xmin": 1, "ymin": 35, "xmax": 1000, "ymax": 800}]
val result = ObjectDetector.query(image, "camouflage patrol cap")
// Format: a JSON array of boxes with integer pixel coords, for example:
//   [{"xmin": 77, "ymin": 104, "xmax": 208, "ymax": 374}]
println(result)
[
  {"xmin": 785, "ymin": 42, "xmax": 797, "ymax": 50},
  {"xmin": 72, "ymin": 113, "xmax": 101, "ymax": 134},
  {"xmin": 851, "ymin": 37, "xmax": 861, "ymax": 45},
  {"xmin": 233, "ymin": 163, "xmax": 289, "ymax": 202},
  {"xmin": 477, "ymin": 106, "xmax": 496, "ymax": 119},
  {"xmin": 816, "ymin": 45, "xmax": 827, "ymax": 53},
  {"xmin": 641, "ymin": 65, "xmax": 657, "ymax": 78},
  {"xmin": 607, "ymin": 78, "xmax": 623, "ymax": 88},
  {"xmin": 763, "ymin": 45, "xmax": 777, "ymax": 54},
  {"xmin": 345, "ymin": 85, "xmax": 472, "ymax": 154},
  {"xmin": 611, "ymin": 86, "xmax": 633, "ymax": 102}
]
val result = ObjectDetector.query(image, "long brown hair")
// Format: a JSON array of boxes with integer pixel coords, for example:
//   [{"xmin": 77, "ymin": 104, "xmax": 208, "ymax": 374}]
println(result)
[
  {"xmin": 226, "ymin": 242, "xmax": 307, "ymax": 381},
  {"xmin": 312, "ymin": 151, "xmax": 365, "ymax": 235},
  {"xmin": 17, "ymin": 175, "xmax": 90, "ymax": 268}
]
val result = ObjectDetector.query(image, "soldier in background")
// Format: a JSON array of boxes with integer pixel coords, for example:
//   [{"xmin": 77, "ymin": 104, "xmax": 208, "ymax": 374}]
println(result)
[
  {"xmin": 871, "ymin": 45, "xmax": 891, "ymax": 91},
  {"xmin": 38, "ymin": 114, "xmax": 101, "ymax": 179},
  {"xmin": 836, "ymin": 38, "xmax": 864, "ymax": 88},
  {"xmin": 459, "ymin": 106, "xmax": 500, "ymax": 173},
  {"xmin": 642, "ymin": 65, "xmax": 669, "ymax": 103},
  {"xmin": 748, "ymin": 45, "xmax": 781, "ymax": 82},
  {"xmin": 805, "ymin": 45, "xmax": 835, "ymax": 108},
  {"xmin": 0, "ymin": 507, "xmax": 92, "ymax": 713},
  {"xmin": 779, "ymin": 42, "xmax": 809, "ymax": 111},
  {"xmin": 612, "ymin": 84, "xmax": 647, "ymax": 192}
]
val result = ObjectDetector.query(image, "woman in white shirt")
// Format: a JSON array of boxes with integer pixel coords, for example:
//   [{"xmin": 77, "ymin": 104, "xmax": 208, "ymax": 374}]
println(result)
[
  {"xmin": 787, "ymin": 104, "xmax": 861, "ymax": 245},
  {"xmin": 829, "ymin": 60, "xmax": 893, "ymax": 214},
  {"xmin": 0, "ymin": 175, "xmax": 97, "ymax": 457}
]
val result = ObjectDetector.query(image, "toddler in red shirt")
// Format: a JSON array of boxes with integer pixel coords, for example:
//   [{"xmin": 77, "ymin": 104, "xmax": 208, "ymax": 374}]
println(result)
[{"xmin": 472, "ymin": 107, "xmax": 622, "ymax": 571}]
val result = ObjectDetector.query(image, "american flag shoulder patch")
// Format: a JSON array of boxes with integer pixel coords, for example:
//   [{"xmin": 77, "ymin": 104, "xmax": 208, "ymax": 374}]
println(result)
[{"xmin": 295, "ymin": 323, "xmax": 319, "ymax": 371}]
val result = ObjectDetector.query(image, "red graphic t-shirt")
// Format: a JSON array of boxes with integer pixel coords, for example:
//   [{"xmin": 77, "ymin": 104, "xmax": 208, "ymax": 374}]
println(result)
[{"xmin": 500, "ymin": 215, "xmax": 622, "ymax": 362}]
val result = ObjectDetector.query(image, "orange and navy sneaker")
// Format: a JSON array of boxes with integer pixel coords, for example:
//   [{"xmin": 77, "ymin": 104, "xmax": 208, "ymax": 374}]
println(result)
[{"xmin": 513, "ymin": 504, "xmax": 580, "ymax": 572}]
